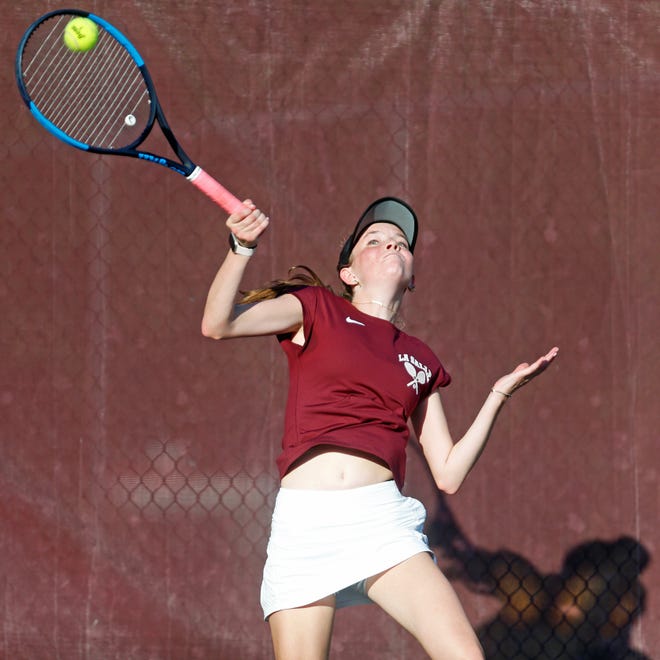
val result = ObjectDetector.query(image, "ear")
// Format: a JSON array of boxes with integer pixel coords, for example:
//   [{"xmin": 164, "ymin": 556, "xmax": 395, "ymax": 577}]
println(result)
[
  {"xmin": 407, "ymin": 274, "xmax": 416, "ymax": 292},
  {"xmin": 339, "ymin": 267, "xmax": 359, "ymax": 287}
]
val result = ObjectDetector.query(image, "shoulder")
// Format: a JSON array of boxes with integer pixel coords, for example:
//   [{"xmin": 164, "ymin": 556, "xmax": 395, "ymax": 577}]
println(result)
[
  {"xmin": 285, "ymin": 286, "xmax": 348, "ymax": 336},
  {"xmin": 397, "ymin": 331, "xmax": 452, "ymax": 388},
  {"xmin": 289, "ymin": 285, "xmax": 344, "ymax": 308},
  {"xmin": 396, "ymin": 327, "xmax": 435, "ymax": 355}
]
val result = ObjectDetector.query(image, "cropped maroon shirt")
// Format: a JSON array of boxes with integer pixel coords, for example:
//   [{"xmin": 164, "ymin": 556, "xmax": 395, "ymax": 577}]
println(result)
[{"xmin": 276, "ymin": 287, "xmax": 450, "ymax": 489}]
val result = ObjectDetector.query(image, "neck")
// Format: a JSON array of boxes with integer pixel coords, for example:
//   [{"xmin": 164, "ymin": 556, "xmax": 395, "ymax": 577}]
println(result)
[
  {"xmin": 356, "ymin": 298, "xmax": 396, "ymax": 311},
  {"xmin": 352, "ymin": 297, "xmax": 399, "ymax": 321}
]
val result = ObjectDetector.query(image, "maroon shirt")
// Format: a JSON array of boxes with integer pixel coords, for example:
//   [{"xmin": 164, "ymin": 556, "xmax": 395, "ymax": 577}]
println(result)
[{"xmin": 276, "ymin": 286, "xmax": 450, "ymax": 489}]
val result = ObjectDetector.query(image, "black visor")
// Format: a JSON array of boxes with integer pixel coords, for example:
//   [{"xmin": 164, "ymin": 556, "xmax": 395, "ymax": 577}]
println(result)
[{"xmin": 337, "ymin": 197, "xmax": 418, "ymax": 270}]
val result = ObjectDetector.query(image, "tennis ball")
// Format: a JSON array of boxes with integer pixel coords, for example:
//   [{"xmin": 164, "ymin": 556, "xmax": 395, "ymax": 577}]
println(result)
[{"xmin": 63, "ymin": 17, "xmax": 99, "ymax": 53}]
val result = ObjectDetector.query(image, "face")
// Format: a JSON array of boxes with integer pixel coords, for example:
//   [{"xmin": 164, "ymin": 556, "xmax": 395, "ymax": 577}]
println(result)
[{"xmin": 342, "ymin": 222, "xmax": 414, "ymax": 288}]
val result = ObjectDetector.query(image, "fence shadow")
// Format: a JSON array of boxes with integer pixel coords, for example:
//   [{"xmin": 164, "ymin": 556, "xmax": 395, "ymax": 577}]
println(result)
[{"xmin": 426, "ymin": 491, "xmax": 649, "ymax": 659}]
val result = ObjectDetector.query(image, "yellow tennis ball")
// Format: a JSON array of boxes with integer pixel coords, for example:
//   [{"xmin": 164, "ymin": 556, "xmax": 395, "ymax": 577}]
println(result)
[{"xmin": 63, "ymin": 17, "xmax": 99, "ymax": 53}]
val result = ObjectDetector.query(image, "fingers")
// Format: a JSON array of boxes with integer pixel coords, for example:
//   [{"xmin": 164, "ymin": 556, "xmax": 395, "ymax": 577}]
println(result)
[
  {"xmin": 519, "ymin": 347, "xmax": 559, "ymax": 375},
  {"xmin": 226, "ymin": 199, "xmax": 270, "ymax": 245},
  {"xmin": 492, "ymin": 346, "xmax": 559, "ymax": 396},
  {"xmin": 528, "ymin": 346, "xmax": 560, "ymax": 375},
  {"xmin": 545, "ymin": 346, "xmax": 560, "ymax": 361}
]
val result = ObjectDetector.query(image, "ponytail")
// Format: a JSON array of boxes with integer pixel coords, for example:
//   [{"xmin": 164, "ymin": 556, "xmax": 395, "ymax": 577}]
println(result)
[{"xmin": 239, "ymin": 265, "xmax": 335, "ymax": 303}]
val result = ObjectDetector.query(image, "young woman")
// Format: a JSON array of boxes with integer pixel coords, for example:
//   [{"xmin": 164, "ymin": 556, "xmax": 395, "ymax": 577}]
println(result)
[{"xmin": 201, "ymin": 196, "xmax": 559, "ymax": 660}]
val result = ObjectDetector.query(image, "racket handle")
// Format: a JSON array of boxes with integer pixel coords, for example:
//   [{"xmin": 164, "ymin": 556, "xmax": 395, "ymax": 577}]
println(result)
[{"xmin": 187, "ymin": 167, "xmax": 244, "ymax": 214}]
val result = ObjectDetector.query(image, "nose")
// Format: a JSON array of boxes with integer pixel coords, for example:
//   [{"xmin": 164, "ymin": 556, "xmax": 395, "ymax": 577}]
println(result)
[{"xmin": 386, "ymin": 240, "xmax": 400, "ymax": 251}]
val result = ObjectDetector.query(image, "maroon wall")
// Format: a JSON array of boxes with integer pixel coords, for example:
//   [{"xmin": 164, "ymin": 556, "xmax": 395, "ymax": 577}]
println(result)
[{"xmin": 2, "ymin": 1, "xmax": 658, "ymax": 658}]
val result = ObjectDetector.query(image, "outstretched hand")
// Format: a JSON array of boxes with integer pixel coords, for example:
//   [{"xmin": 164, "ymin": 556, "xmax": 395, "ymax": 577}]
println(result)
[
  {"xmin": 226, "ymin": 199, "xmax": 270, "ymax": 248},
  {"xmin": 492, "ymin": 346, "xmax": 559, "ymax": 398}
]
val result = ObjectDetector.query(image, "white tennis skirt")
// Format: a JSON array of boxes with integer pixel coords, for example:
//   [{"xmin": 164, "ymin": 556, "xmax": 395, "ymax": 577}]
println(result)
[{"xmin": 260, "ymin": 480, "xmax": 431, "ymax": 619}]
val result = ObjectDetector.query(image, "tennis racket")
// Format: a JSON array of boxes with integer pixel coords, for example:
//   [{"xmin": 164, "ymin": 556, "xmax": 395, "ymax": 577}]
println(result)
[{"xmin": 15, "ymin": 8, "xmax": 243, "ymax": 214}]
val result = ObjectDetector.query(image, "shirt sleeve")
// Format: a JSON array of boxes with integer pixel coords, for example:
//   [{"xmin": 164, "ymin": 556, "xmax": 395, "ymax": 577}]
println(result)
[
  {"xmin": 432, "ymin": 362, "xmax": 451, "ymax": 389},
  {"xmin": 423, "ymin": 342, "xmax": 451, "ymax": 392},
  {"xmin": 276, "ymin": 286, "xmax": 319, "ymax": 346}
]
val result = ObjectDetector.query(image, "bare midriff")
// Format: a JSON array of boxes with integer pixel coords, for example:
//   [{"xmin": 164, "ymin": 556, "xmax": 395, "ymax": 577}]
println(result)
[{"xmin": 280, "ymin": 446, "xmax": 394, "ymax": 490}]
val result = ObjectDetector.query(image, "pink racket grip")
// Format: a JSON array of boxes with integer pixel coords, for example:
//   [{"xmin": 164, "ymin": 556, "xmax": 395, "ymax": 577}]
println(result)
[{"xmin": 187, "ymin": 166, "xmax": 245, "ymax": 214}]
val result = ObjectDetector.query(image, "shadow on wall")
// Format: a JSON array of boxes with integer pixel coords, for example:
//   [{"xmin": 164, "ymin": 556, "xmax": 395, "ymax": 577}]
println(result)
[{"xmin": 427, "ymin": 493, "xmax": 650, "ymax": 659}]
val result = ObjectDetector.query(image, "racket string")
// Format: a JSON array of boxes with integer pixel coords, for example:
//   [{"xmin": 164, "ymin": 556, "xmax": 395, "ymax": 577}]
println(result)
[
  {"xmin": 21, "ymin": 15, "xmax": 150, "ymax": 150},
  {"xmin": 37, "ymin": 35, "xmax": 115, "ymax": 132},
  {"xmin": 89, "ymin": 54, "xmax": 148, "ymax": 146},
  {"xmin": 44, "ymin": 35, "xmax": 119, "ymax": 134},
  {"xmin": 65, "ymin": 37, "xmax": 138, "ymax": 143},
  {"xmin": 26, "ymin": 17, "xmax": 77, "ymax": 110}
]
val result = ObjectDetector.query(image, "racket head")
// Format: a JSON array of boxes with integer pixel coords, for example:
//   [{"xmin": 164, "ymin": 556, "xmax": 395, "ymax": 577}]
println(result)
[{"xmin": 16, "ymin": 9, "xmax": 156, "ymax": 154}]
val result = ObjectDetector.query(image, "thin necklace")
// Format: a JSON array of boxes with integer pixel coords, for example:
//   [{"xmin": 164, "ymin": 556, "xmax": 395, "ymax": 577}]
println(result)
[{"xmin": 353, "ymin": 299, "xmax": 397, "ymax": 313}]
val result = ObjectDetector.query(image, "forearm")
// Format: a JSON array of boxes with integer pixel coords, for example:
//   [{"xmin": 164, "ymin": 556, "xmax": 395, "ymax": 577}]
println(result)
[
  {"xmin": 432, "ymin": 390, "xmax": 509, "ymax": 494},
  {"xmin": 201, "ymin": 249, "xmax": 252, "ymax": 338},
  {"xmin": 202, "ymin": 200, "xmax": 271, "ymax": 339},
  {"xmin": 418, "ymin": 348, "xmax": 558, "ymax": 494}
]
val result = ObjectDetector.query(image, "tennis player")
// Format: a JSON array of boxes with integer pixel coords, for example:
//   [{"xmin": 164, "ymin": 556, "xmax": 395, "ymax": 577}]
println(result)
[{"xmin": 202, "ymin": 197, "xmax": 558, "ymax": 660}]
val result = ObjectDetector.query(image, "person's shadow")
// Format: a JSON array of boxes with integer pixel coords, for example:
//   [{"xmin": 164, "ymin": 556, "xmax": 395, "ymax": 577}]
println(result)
[{"xmin": 424, "ymin": 487, "xmax": 650, "ymax": 659}]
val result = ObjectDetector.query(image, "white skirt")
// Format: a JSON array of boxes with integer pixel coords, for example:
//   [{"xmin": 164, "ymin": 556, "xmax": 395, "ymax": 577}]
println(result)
[{"xmin": 260, "ymin": 480, "xmax": 431, "ymax": 619}]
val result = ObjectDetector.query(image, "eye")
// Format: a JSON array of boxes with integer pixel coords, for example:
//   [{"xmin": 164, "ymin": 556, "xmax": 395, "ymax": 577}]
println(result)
[
  {"xmin": 367, "ymin": 238, "xmax": 380, "ymax": 245},
  {"xmin": 397, "ymin": 241, "xmax": 409, "ymax": 249}
]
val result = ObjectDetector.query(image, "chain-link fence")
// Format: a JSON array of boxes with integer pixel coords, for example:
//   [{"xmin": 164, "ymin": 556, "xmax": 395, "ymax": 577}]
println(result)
[
  {"xmin": 421, "ymin": 463, "xmax": 650, "ymax": 659},
  {"xmin": 2, "ymin": 1, "xmax": 658, "ymax": 658}
]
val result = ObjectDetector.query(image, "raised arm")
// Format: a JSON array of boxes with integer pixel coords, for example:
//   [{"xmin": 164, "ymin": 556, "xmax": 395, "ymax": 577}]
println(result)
[
  {"xmin": 411, "ymin": 347, "xmax": 559, "ymax": 494},
  {"xmin": 201, "ymin": 201, "xmax": 303, "ymax": 340}
]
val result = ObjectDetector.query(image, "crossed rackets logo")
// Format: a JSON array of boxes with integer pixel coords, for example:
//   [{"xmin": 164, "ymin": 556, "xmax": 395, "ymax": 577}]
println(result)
[{"xmin": 398, "ymin": 353, "xmax": 432, "ymax": 394}]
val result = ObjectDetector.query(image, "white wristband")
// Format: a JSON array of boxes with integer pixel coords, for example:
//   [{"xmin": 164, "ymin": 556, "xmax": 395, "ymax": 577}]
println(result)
[{"xmin": 229, "ymin": 233, "xmax": 256, "ymax": 256}]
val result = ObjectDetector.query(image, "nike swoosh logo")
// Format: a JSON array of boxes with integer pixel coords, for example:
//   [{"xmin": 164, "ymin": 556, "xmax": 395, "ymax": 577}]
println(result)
[{"xmin": 345, "ymin": 316, "xmax": 366, "ymax": 326}]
